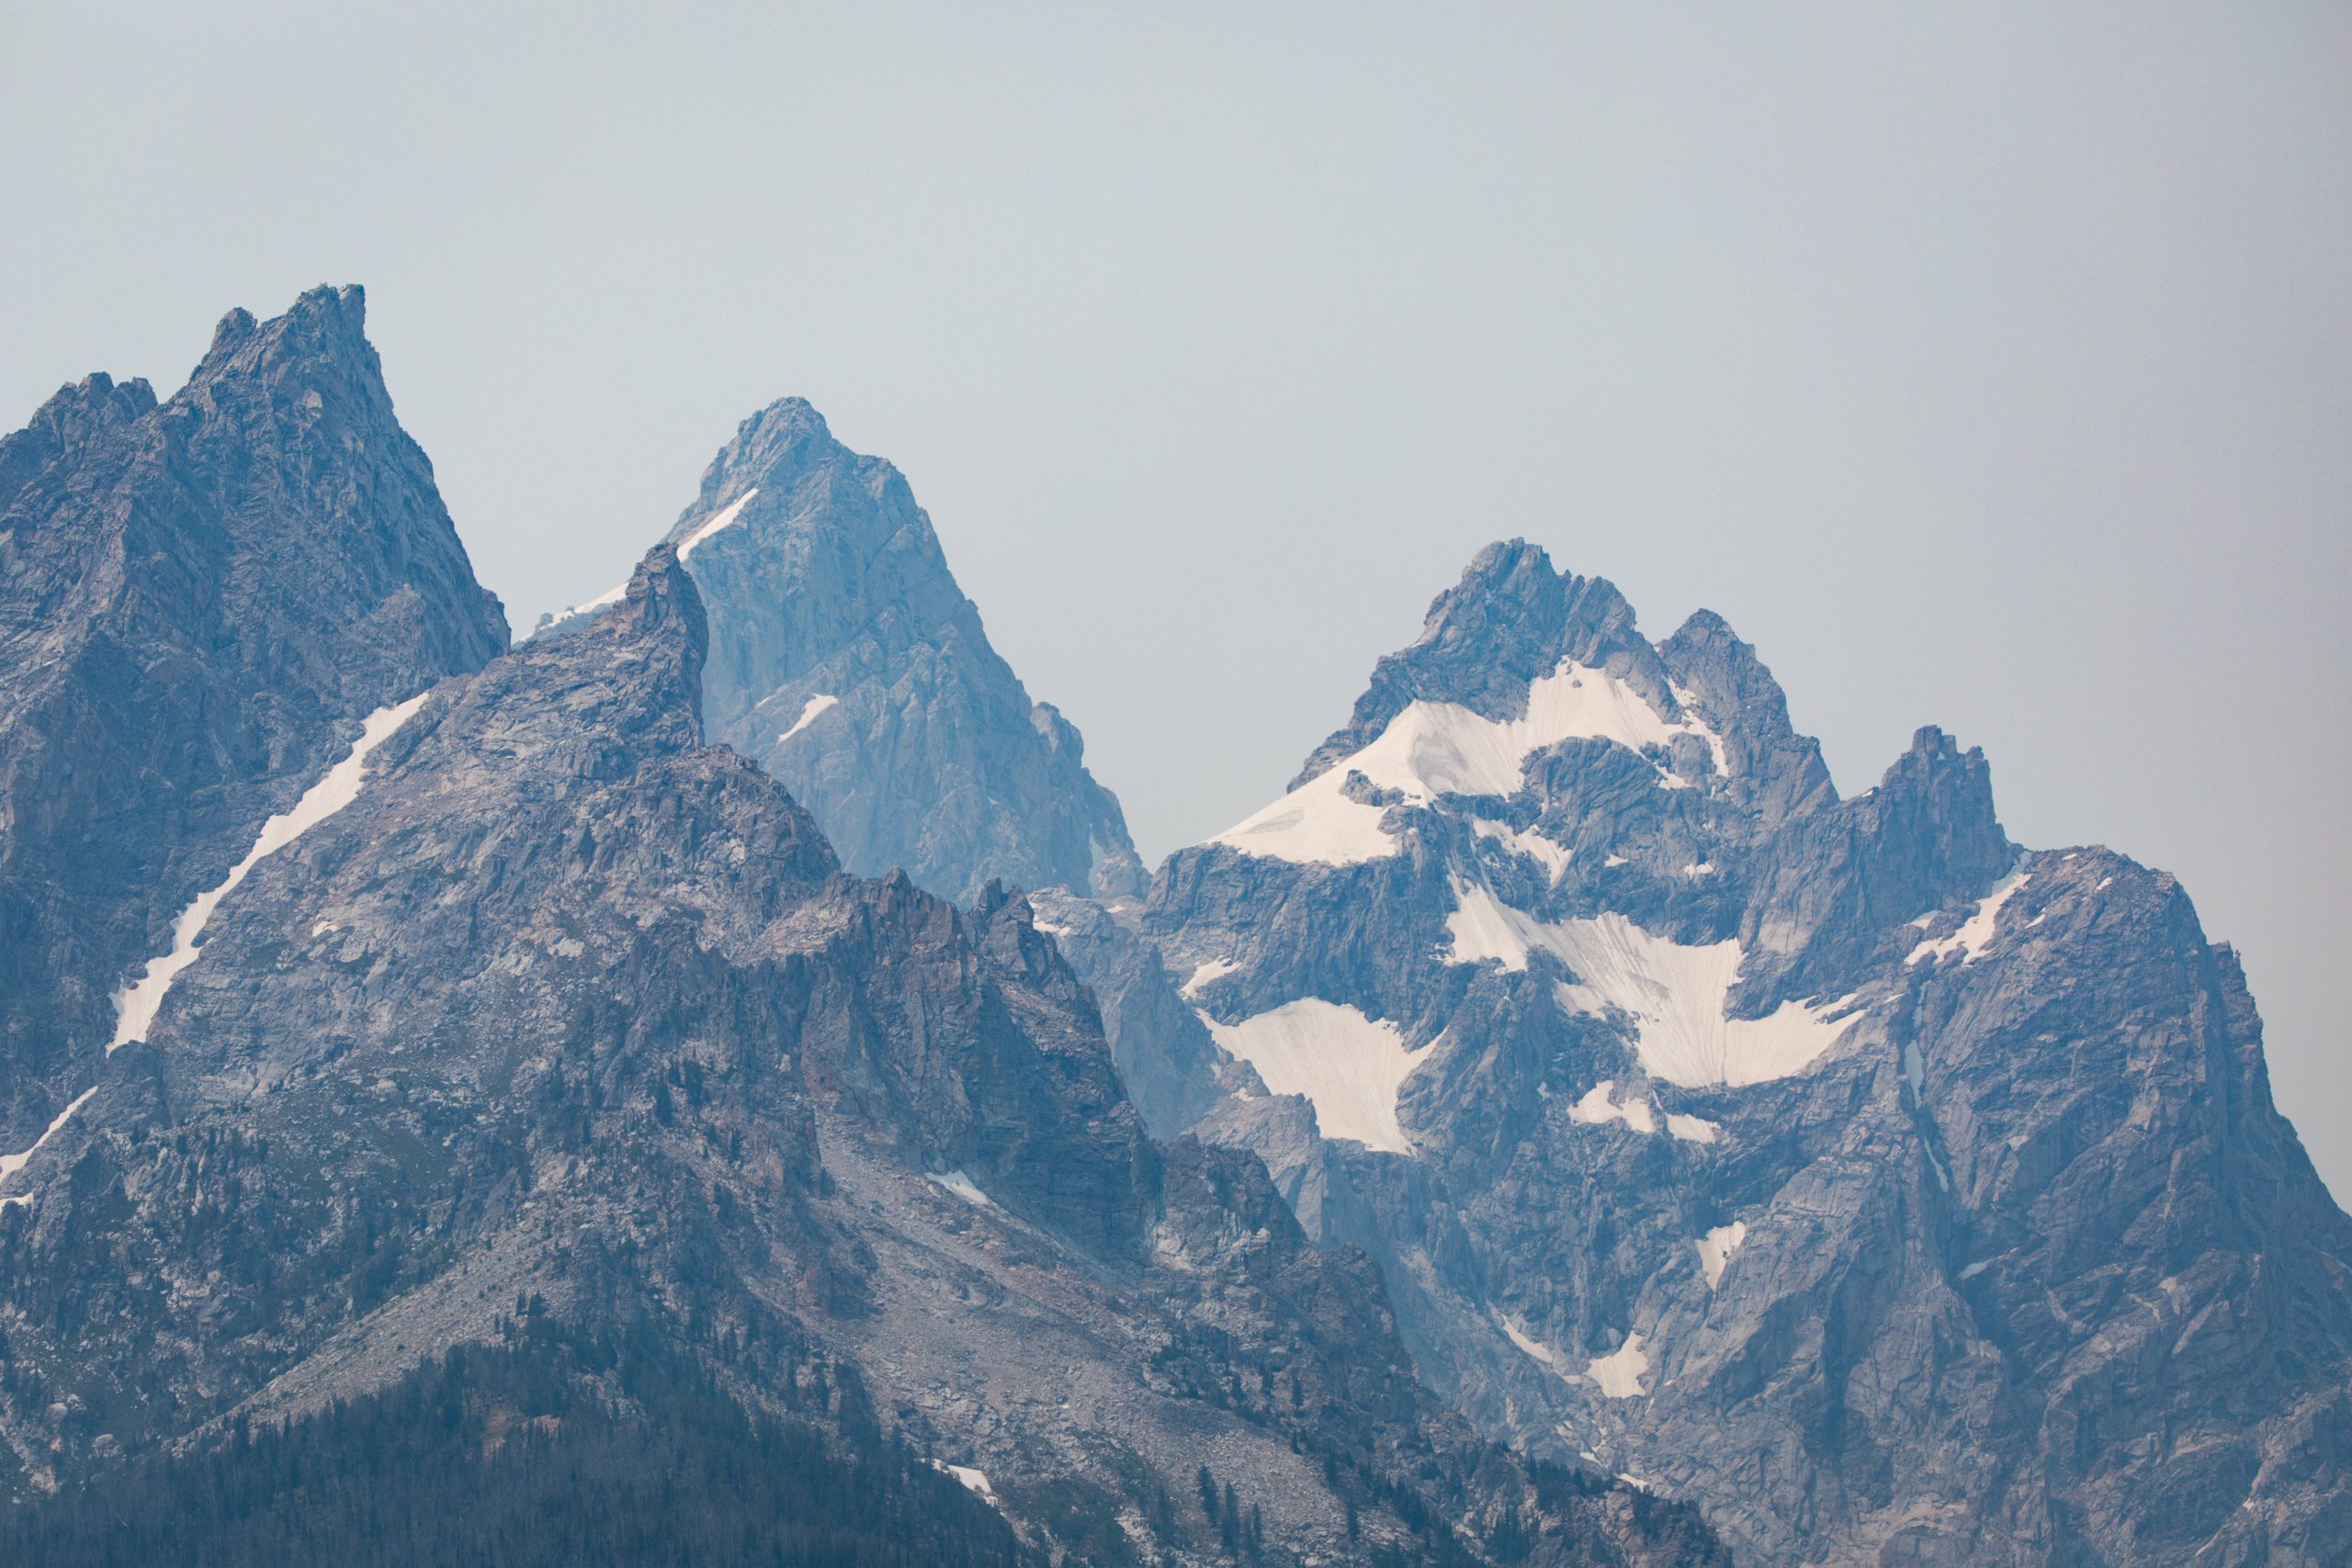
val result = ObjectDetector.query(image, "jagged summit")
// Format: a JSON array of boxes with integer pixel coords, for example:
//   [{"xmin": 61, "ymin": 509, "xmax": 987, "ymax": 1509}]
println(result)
[
  {"xmin": 0, "ymin": 284, "xmax": 506, "ymax": 1150},
  {"xmin": 555, "ymin": 396, "xmax": 1147, "ymax": 905}
]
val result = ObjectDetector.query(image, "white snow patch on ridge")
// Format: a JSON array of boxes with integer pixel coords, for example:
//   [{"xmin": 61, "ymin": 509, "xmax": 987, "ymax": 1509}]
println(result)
[
  {"xmin": 1696, "ymin": 1221, "xmax": 1747, "ymax": 1288},
  {"xmin": 0, "ymin": 1087, "xmax": 100, "ymax": 1207},
  {"xmin": 1204, "ymin": 999, "xmax": 1431, "ymax": 1155},
  {"xmin": 1666, "ymin": 1112, "xmax": 1720, "ymax": 1144},
  {"xmin": 935, "ymin": 1461, "xmax": 996, "ymax": 1501},
  {"xmin": 1445, "ymin": 884, "xmax": 1863, "ymax": 1087},
  {"xmin": 674, "ymin": 487, "xmax": 759, "ymax": 564},
  {"xmin": 1206, "ymin": 660, "xmax": 1724, "ymax": 865},
  {"xmin": 1207, "ymin": 764, "xmax": 1397, "ymax": 864},
  {"xmin": 110, "ymin": 694, "xmax": 430, "ymax": 1052},
  {"xmin": 1907, "ymin": 865, "xmax": 2031, "ymax": 968},
  {"xmin": 1181, "ymin": 957, "xmax": 1238, "ymax": 998},
  {"xmin": 1567, "ymin": 1079, "xmax": 1655, "ymax": 1134},
  {"xmin": 775, "ymin": 692, "xmax": 837, "ymax": 744},
  {"xmin": 928, "ymin": 1170, "xmax": 994, "ymax": 1209},
  {"xmin": 537, "ymin": 579, "xmax": 629, "ymax": 634},
  {"xmin": 1586, "ymin": 1334, "xmax": 1650, "ymax": 1397}
]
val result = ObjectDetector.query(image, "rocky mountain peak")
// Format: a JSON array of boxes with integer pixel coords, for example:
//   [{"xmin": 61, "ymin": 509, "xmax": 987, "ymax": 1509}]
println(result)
[
  {"xmin": 195, "ymin": 282, "xmax": 368, "ymax": 370},
  {"xmin": 638, "ymin": 400, "xmax": 1147, "ymax": 904},
  {"xmin": 0, "ymin": 284, "xmax": 507, "ymax": 1148},
  {"xmin": 1657, "ymin": 608, "xmax": 1835, "ymax": 822},
  {"xmin": 1099, "ymin": 539, "xmax": 2352, "ymax": 1566},
  {"xmin": 682, "ymin": 394, "xmax": 837, "ymax": 506},
  {"xmin": 1292, "ymin": 541, "xmax": 1684, "ymax": 792}
]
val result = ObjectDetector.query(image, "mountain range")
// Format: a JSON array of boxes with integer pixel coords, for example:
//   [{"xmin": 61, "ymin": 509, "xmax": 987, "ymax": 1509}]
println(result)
[{"xmin": 0, "ymin": 287, "xmax": 2342, "ymax": 1566}]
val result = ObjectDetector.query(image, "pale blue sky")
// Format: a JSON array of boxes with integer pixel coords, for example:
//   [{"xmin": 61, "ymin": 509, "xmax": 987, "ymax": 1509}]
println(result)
[{"xmin": 5, "ymin": 3, "xmax": 2346, "ymax": 1196}]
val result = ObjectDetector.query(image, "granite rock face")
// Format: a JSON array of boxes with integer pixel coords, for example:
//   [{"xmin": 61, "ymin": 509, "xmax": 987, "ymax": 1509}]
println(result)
[
  {"xmin": 0, "ymin": 527, "xmax": 1721, "ymax": 1564},
  {"xmin": 0, "ymin": 287, "xmax": 507, "ymax": 1152},
  {"xmin": 540, "ymin": 398, "xmax": 1144, "ymax": 905},
  {"xmin": 1095, "ymin": 540, "xmax": 2352, "ymax": 1566}
]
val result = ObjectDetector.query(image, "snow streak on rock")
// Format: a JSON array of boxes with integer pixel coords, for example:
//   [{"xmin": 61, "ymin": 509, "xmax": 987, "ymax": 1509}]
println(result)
[{"xmin": 110, "ymin": 694, "xmax": 430, "ymax": 1050}]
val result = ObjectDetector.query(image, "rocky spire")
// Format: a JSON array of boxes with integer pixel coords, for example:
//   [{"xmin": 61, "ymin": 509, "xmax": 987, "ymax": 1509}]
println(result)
[{"xmin": 651, "ymin": 396, "xmax": 1146, "ymax": 904}]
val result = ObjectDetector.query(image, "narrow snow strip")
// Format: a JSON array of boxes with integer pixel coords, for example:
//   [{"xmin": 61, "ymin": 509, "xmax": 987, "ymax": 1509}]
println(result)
[
  {"xmin": 1181, "ymin": 957, "xmax": 1238, "ymax": 998},
  {"xmin": 1446, "ymin": 884, "xmax": 1863, "ymax": 1086},
  {"xmin": 1669, "ymin": 683, "xmax": 1732, "ymax": 776},
  {"xmin": 928, "ymin": 1170, "xmax": 994, "ymax": 1208},
  {"xmin": 1204, "ymin": 999, "xmax": 1431, "ymax": 1155},
  {"xmin": 1501, "ymin": 1316, "xmax": 1573, "ymax": 1377},
  {"xmin": 775, "ymin": 692, "xmax": 837, "ymax": 744},
  {"xmin": 0, "ymin": 1087, "xmax": 100, "ymax": 1206},
  {"xmin": 1567, "ymin": 1079, "xmax": 1656, "ymax": 1134},
  {"xmin": 110, "ymin": 694, "xmax": 429, "ymax": 1051},
  {"xmin": 1473, "ymin": 817, "xmax": 1572, "ymax": 882},
  {"xmin": 1205, "ymin": 659, "xmax": 1724, "ymax": 864},
  {"xmin": 544, "ymin": 580, "xmax": 630, "ymax": 629},
  {"xmin": 1585, "ymin": 1334, "xmax": 1650, "ymax": 1398},
  {"xmin": 1959, "ymin": 1258, "xmax": 1993, "ymax": 1280},
  {"xmin": 1906, "ymin": 866, "xmax": 2031, "ymax": 967},
  {"xmin": 1666, "ymin": 1112, "xmax": 1720, "ymax": 1145},
  {"xmin": 1696, "ymin": 1221, "xmax": 1747, "ymax": 1288},
  {"xmin": 674, "ymin": 487, "xmax": 759, "ymax": 564}
]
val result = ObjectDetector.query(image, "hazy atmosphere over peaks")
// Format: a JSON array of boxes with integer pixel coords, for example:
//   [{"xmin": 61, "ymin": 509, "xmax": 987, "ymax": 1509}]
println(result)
[{"xmin": 3, "ymin": 4, "xmax": 2347, "ymax": 1195}]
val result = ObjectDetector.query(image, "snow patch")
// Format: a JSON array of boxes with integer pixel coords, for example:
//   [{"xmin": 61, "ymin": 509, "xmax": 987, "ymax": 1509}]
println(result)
[
  {"xmin": 1445, "ymin": 886, "xmax": 1861, "ymax": 1086},
  {"xmin": 1182, "ymin": 957, "xmax": 1238, "ymax": 998},
  {"xmin": 1567, "ymin": 1079, "xmax": 1655, "ymax": 1135},
  {"xmin": 1207, "ymin": 766, "xmax": 1398, "ymax": 865},
  {"xmin": 1501, "ymin": 1316, "xmax": 1573, "ymax": 1376},
  {"xmin": 1907, "ymin": 866, "xmax": 2031, "ymax": 967},
  {"xmin": 1204, "ymin": 999, "xmax": 1432, "ymax": 1155},
  {"xmin": 1696, "ymin": 1221, "xmax": 1747, "ymax": 1288},
  {"xmin": 933, "ymin": 1461, "xmax": 995, "ymax": 1501},
  {"xmin": 674, "ymin": 487, "xmax": 759, "ymax": 564},
  {"xmin": 110, "ymin": 695, "xmax": 429, "ymax": 1051},
  {"xmin": 928, "ymin": 1170, "xmax": 995, "ymax": 1209},
  {"xmin": 1585, "ymin": 1334, "xmax": 1650, "ymax": 1398},
  {"xmin": 0, "ymin": 1087, "xmax": 100, "ymax": 1206},
  {"xmin": 775, "ymin": 692, "xmax": 837, "ymax": 744},
  {"xmin": 1666, "ymin": 1112, "xmax": 1720, "ymax": 1145},
  {"xmin": 1959, "ymin": 1258, "xmax": 1993, "ymax": 1280}
]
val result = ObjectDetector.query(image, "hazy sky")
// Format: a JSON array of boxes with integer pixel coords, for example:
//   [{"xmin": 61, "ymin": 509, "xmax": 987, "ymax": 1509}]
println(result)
[{"xmin": 5, "ymin": 3, "xmax": 2346, "ymax": 1197}]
